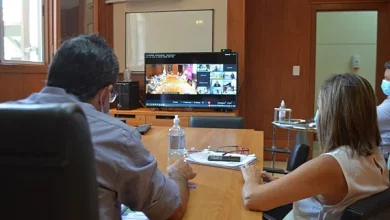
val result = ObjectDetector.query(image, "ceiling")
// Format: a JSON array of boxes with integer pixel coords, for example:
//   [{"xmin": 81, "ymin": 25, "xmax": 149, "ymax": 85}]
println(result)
[{"xmin": 61, "ymin": 0, "xmax": 79, "ymax": 10}]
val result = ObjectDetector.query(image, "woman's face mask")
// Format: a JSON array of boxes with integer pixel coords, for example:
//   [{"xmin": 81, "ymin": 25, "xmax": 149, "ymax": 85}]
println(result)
[{"xmin": 381, "ymin": 79, "xmax": 390, "ymax": 96}]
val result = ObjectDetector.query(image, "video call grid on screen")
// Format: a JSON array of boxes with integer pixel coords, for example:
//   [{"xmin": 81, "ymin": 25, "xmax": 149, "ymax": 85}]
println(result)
[{"xmin": 144, "ymin": 53, "xmax": 238, "ymax": 96}]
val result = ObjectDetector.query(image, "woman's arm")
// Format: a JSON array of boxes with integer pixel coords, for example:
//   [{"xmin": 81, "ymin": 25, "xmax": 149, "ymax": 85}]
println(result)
[{"xmin": 242, "ymin": 155, "xmax": 347, "ymax": 211}]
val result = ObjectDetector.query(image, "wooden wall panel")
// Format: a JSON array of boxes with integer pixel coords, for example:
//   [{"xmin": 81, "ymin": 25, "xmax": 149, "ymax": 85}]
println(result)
[
  {"xmin": 244, "ymin": 0, "xmax": 311, "ymax": 156},
  {"xmin": 227, "ymin": 0, "xmax": 246, "ymax": 117},
  {"xmin": 0, "ymin": 73, "xmax": 46, "ymax": 102},
  {"xmin": 156, "ymin": 65, "xmax": 163, "ymax": 75},
  {"xmin": 61, "ymin": 10, "xmax": 67, "ymax": 37},
  {"xmin": 65, "ymin": 7, "xmax": 80, "ymax": 38},
  {"xmin": 145, "ymin": 65, "xmax": 153, "ymax": 78},
  {"xmin": 311, "ymin": 0, "xmax": 388, "ymax": 3},
  {"xmin": 376, "ymin": 2, "xmax": 390, "ymax": 103},
  {"xmin": 0, "ymin": 74, "xmax": 23, "ymax": 102},
  {"xmin": 172, "ymin": 64, "xmax": 179, "ymax": 74},
  {"xmin": 97, "ymin": 0, "xmax": 113, "ymax": 47},
  {"xmin": 24, "ymin": 74, "xmax": 47, "ymax": 93},
  {"xmin": 79, "ymin": 0, "xmax": 85, "ymax": 33}
]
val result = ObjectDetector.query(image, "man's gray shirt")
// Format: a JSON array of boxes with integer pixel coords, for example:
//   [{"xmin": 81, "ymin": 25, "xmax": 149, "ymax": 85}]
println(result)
[
  {"xmin": 378, "ymin": 97, "xmax": 390, "ymax": 158},
  {"xmin": 7, "ymin": 87, "xmax": 180, "ymax": 220}
]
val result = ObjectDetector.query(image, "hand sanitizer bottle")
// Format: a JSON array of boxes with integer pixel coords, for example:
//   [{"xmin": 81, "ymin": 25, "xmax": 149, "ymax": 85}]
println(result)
[
  {"xmin": 124, "ymin": 65, "xmax": 131, "ymax": 82},
  {"xmin": 168, "ymin": 115, "xmax": 186, "ymax": 156},
  {"xmin": 279, "ymin": 100, "xmax": 286, "ymax": 122},
  {"xmin": 163, "ymin": 65, "xmax": 167, "ymax": 75}
]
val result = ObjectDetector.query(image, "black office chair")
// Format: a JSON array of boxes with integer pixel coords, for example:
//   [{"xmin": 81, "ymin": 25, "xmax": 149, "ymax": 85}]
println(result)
[
  {"xmin": 189, "ymin": 116, "xmax": 244, "ymax": 129},
  {"xmin": 262, "ymin": 143, "xmax": 310, "ymax": 220},
  {"xmin": 0, "ymin": 103, "xmax": 99, "ymax": 220},
  {"xmin": 263, "ymin": 144, "xmax": 310, "ymax": 175},
  {"xmin": 264, "ymin": 184, "xmax": 390, "ymax": 220},
  {"xmin": 342, "ymin": 181, "xmax": 390, "ymax": 219}
]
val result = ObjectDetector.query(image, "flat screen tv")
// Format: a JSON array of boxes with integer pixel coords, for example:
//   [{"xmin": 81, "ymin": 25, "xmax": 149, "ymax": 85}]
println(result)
[{"xmin": 144, "ymin": 52, "xmax": 238, "ymax": 109}]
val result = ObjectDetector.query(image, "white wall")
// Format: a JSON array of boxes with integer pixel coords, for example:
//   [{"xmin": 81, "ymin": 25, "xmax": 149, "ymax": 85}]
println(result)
[
  {"xmin": 125, "ymin": 10, "xmax": 213, "ymax": 71},
  {"xmin": 113, "ymin": 0, "xmax": 227, "ymax": 72},
  {"xmin": 315, "ymin": 11, "xmax": 378, "ymax": 109}
]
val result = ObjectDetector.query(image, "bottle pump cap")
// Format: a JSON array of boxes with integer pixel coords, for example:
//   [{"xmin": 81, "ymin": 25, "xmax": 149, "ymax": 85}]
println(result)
[
  {"xmin": 174, "ymin": 115, "xmax": 179, "ymax": 124},
  {"xmin": 281, "ymin": 100, "xmax": 285, "ymax": 108}
]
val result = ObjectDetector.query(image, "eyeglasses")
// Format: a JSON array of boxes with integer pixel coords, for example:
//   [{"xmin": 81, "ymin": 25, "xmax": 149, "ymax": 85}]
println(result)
[
  {"xmin": 109, "ymin": 92, "xmax": 117, "ymax": 103},
  {"xmin": 216, "ymin": 146, "xmax": 249, "ymax": 156}
]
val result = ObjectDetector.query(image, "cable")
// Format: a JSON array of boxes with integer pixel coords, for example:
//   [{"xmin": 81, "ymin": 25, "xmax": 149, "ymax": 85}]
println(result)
[{"xmin": 138, "ymin": 100, "xmax": 145, "ymax": 108}]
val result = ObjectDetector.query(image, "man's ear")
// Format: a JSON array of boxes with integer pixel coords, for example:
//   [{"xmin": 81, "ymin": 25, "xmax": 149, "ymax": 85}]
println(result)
[
  {"xmin": 107, "ymin": 85, "xmax": 114, "ymax": 93},
  {"xmin": 97, "ymin": 85, "xmax": 113, "ymax": 105}
]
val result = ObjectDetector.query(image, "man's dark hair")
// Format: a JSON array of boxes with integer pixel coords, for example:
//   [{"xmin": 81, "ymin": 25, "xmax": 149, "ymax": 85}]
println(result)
[
  {"xmin": 385, "ymin": 61, "xmax": 390, "ymax": 69},
  {"xmin": 47, "ymin": 34, "xmax": 119, "ymax": 101}
]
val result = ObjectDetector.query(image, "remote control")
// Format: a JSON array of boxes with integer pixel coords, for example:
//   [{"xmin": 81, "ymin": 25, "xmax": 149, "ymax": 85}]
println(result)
[
  {"xmin": 135, "ymin": 124, "xmax": 152, "ymax": 135},
  {"xmin": 208, "ymin": 155, "xmax": 241, "ymax": 162}
]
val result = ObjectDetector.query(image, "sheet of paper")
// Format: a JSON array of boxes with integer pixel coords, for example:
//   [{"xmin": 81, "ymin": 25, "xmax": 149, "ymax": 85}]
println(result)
[
  {"xmin": 185, "ymin": 151, "xmax": 257, "ymax": 170},
  {"xmin": 121, "ymin": 205, "xmax": 148, "ymax": 220}
]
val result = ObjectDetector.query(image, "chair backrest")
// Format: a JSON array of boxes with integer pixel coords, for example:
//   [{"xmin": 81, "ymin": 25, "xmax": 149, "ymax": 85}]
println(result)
[
  {"xmin": 0, "ymin": 103, "xmax": 99, "ymax": 220},
  {"xmin": 189, "ymin": 116, "xmax": 244, "ymax": 129},
  {"xmin": 286, "ymin": 144, "xmax": 310, "ymax": 172},
  {"xmin": 342, "ymin": 187, "xmax": 390, "ymax": 219}
]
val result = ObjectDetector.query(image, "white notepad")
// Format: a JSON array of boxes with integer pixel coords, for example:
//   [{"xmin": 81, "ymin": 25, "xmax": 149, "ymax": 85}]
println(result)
[
  {"xmin": 121, "ymin": 205, "xmax": 148, "ymax": 220},
  {"xmin": 185, "ymin": 150, "xmax": 257, "ymax": 170}
]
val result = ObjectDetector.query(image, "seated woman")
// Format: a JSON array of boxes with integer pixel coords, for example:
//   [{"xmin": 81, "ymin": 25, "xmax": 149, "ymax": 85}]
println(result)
[{"xmin": 241, "ymin": 73, "xmax": 390, "ymax": 219}]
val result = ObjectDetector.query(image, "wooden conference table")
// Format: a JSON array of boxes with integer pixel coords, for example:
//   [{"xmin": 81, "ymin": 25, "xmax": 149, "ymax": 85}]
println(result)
[{"xmin": 141, "ymin": 126, "xmax": 264, "ymax": 220}]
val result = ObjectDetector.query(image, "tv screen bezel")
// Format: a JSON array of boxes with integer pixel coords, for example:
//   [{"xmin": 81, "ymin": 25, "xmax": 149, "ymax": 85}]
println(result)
[{"xmin": 144, "ymin": 52, "xmax": 238, "ymax": 109}]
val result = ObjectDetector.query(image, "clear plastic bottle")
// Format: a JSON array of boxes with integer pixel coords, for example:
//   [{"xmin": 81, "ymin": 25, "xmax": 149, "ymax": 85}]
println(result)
[
  {"xmin": 278, "ymin": 100, "xmax": 286, "ymax": 122},
  {"xmin": 314, "ymin": 109, "xmax": 319, "ymax": 127},
  {"xmin": 168, "ymin": 115, "xmax": 186, "ymax": 156},
  {"xmin": 124, "ymin": 65, "xmax": 131, "ymax": 82}
]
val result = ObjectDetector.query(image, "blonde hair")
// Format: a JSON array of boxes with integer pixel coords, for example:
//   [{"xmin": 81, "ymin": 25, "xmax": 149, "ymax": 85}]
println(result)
[{"xmin": 317, "ymin": 73, "xmax": 380, "ymax": 156}]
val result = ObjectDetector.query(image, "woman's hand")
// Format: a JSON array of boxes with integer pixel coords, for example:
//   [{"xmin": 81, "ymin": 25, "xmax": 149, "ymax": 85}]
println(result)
[{"xmin": 241, "ymin": 165, "xmax": 263, "ymax": 184}]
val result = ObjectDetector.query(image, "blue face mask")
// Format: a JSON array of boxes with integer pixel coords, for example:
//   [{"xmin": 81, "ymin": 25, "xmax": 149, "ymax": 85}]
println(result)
[
  {"xmin": 100, "ymin": 92, "xmax": 110, "ymax": 114},
  {"xmin": 99, "ymin": 87, "xmax": 117, "ymax": 114},
  {"xmin": 381, "ymin": 80, "xmax": 390, "ymax": 96}
]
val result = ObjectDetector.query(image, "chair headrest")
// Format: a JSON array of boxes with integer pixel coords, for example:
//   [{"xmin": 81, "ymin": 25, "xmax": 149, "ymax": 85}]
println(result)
[{"xmin": 0, "ymin": 103, "xmax": 88, "ymax": 168}]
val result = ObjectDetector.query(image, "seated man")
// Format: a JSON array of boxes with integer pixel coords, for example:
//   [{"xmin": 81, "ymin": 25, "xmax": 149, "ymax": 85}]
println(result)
[
  {"xmin": 146, "ymin": 81, "xmax": 157, "ymax": 94},
  {"xmin": 4, "ymin": 34, "xmax": 196, "ymax": 220},
  {"xmin": 213, "ymin": 81, "xmax": 221, "ymax": 87},
  {"xmin": 378, "ymin": 61, "xmax": 390, "ymax": 160}
]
